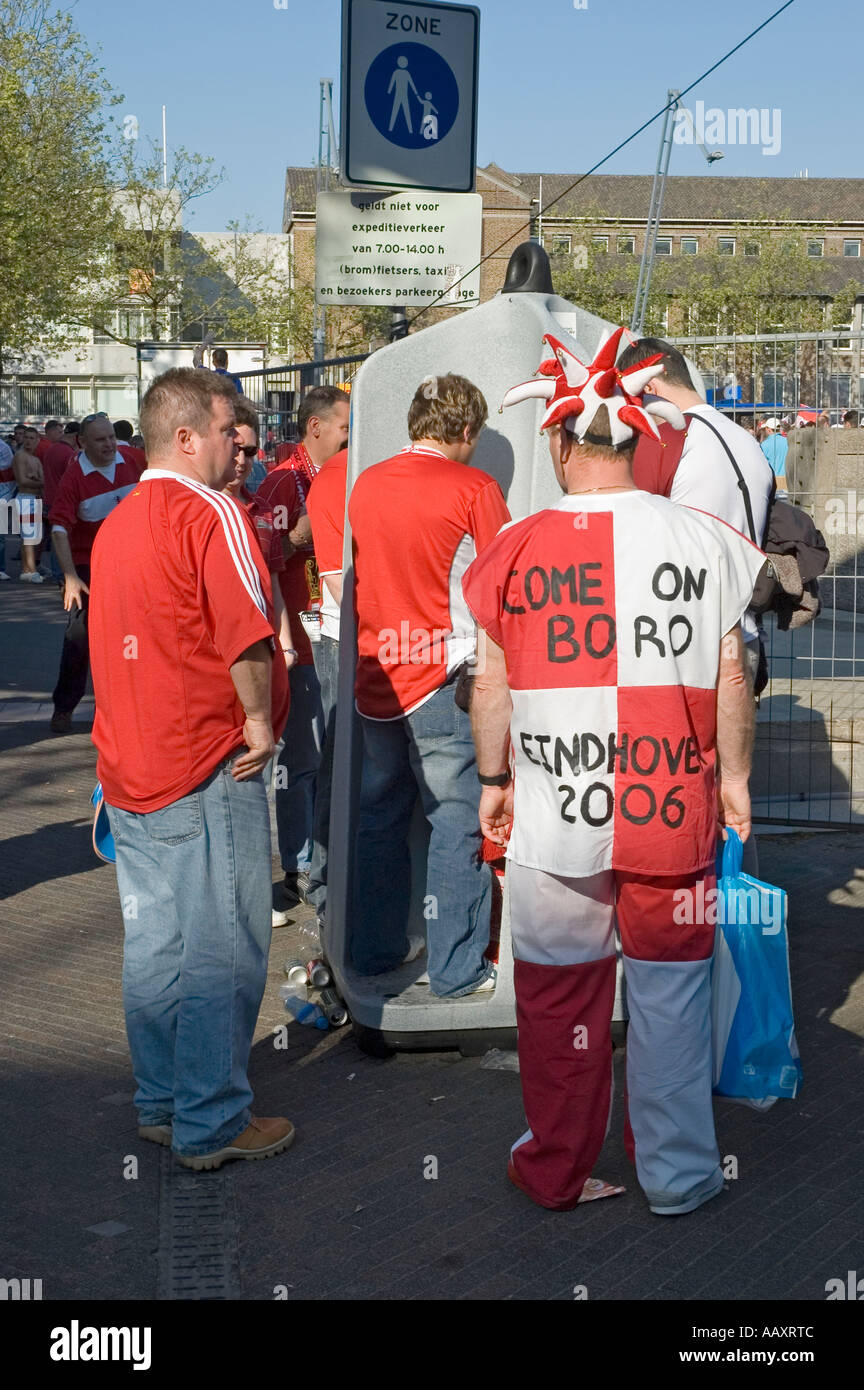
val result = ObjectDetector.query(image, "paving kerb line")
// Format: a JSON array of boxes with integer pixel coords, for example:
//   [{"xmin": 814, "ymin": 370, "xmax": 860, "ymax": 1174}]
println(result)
[{"xmin": 1, "ymin": 584, "xmax": 862, "ymax": 1300}]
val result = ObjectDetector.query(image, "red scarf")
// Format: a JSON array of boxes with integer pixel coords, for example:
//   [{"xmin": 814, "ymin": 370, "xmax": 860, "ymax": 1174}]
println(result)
[{"xmin": 290, "ymin": 441, "xmax": 318, "ymax": 507}]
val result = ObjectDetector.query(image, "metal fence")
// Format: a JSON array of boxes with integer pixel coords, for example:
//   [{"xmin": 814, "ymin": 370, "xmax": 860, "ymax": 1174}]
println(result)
[
  {"xmin": 233, "ymin": 353, "xmax": 368, "ymax": 457},
  {"xmin": 235, "ymin": 333, "xmax": 862, "ymax": 828},
  {"xmin": 669, "ymin": 330, "xmax": 863, "ymax": 828}
]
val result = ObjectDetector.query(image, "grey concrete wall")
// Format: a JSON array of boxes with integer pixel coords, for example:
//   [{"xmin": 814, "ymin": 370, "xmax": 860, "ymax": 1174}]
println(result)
[{"xmin": 787, "ymin": 429, "xmax": 864, "ymax": 611}]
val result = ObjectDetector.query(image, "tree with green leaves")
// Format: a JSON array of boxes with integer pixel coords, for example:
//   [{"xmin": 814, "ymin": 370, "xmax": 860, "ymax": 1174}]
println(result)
[
  {"xmin": 0, "ymin": 0, "xmax": 119, "ymax": 372},
  {"xmin": 547, "ymin": 215, "xmax": 864, "ymax": 339}
]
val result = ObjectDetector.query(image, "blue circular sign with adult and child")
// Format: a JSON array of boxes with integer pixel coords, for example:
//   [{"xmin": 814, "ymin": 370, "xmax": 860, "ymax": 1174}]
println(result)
[{"xmin": 364, "ymin": 42, "xmax": 459, "ymax": 149}]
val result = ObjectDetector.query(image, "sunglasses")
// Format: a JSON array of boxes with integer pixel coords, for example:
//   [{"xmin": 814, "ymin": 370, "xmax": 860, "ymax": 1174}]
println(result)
[
  {"xmin": 235, "ymin": 444, "xmax": 258, "ymax": 459},
  {"xmin": 80, "ymin": 412, "xmax": 109, "ymax": 428}
]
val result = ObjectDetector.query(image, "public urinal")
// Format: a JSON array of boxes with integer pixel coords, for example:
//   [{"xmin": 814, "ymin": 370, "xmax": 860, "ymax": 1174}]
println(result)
[{"xmin": 324, "ymin": 246, "xmax": 633, "ymax": 1055}]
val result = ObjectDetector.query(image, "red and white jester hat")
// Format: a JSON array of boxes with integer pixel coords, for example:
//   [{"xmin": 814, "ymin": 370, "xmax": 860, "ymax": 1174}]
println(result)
[{"xmin": 501, "ymin": 325, "xmax": 685, "ymax": 447}]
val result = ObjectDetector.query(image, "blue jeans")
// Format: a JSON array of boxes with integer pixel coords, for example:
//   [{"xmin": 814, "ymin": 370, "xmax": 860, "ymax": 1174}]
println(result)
[
  {"xmin": 275, "ymin": 663, "xmax": 324, "ymax": 875},
  {"xmin": 106, "ymin": 762, "xmax": 272, "ymax": 1156},
  {"xmin": 307, "ymin": 635, "xmax": 339, "ymax": 915},
  {"xmin": 352, "ymin": 680, "xmax": 491, "ymax": 996}
]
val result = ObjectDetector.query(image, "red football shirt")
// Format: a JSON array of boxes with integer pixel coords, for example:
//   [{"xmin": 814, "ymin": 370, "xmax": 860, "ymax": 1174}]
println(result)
[
  {"xmin": 237, "ymin": 486, "xmax": 285, "ymax": 575},
  {"xmin": 255, "ymin": 451, "xmax": 317, "ymax": 665},
  {"xmin": 90, "ymin": 470, "xmax": 290, "ymax": 813},
  {"xmin": 41, "ymin": 441, "xmax": 76, "ymax": 514},
  {"xmin": 348, "ymin": 445, "xmax": 511, "ymax": 719},
  {"xmin": 50, "ymin": 447, "xmax": 146, "ymax": 565},
  {"xmin": 306, "ymin": 449, "xmax": 347, "ymax": 642}
]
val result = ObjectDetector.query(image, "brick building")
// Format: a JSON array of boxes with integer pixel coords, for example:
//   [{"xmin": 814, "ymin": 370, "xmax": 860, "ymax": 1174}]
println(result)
[{"xmin": 283, "ymin": 163, "xmax": 864, "ymax": 328}]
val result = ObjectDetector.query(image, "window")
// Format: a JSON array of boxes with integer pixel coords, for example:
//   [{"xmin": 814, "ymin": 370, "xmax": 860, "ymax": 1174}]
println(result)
[
  {"xmin": 551, "ymin": 234, "xmax": 571, "ymax": 254},
  {"xmin": 843, "ymin": 239, "xmax": 861, "ymax": 258},
  {"xmin": 717, "ymin": 237, "xmax": 736, "ymax": 256},
  {"xmin": 828, "ymin": 374, "xmax": 851, "ymax": 409},
  {"xmin": 591, "ymin": 235, "xmax": 608, "ymax": 252},
  {"xmin": 807, "ymin": 239, "xmax": 824, "ymax": 258},
  {"xmin": 654, "ymin": 237, "xmax": 672, "ymax": 256},
  {"xmin": 93, "ymin": 308, "xmax": 154, "ymax": 344},
  {"xmin": 19, "ymin": 385, "xmax": 70, "ymax": 416},
  {"xmin": 617, "ymin": 235, "xmax": 635, "ymax": 254},
  {"xmin": 762, "ymin": 372, "xmax": 785, "ymax": 407},
  {"xmin": 744, "ymin": 242, "xmax": 761, "ymax": 258},
  {"xmin": 680, "ymin": 237, "xmax": 698, "ymax": 255}
]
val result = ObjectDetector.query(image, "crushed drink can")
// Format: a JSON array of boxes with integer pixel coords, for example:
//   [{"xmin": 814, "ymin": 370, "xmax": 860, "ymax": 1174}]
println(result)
[
  {"xmin": 318, "ymin": 987, "xmax": 348, "ymax": 1027},
  {"xmin": 307, "ymin": 959, "xmax": 331, "ymax": 988},
  {"xmin": 283, "ymin": 960, "xmax": 307, "ymax": 988}
]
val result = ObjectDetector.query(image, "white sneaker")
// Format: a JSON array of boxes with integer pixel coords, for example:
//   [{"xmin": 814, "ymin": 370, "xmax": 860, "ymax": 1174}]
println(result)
[
  {"xmin": 272, "ymin": 907, "xmax": 291, "ymax": 928},
  {"xmin": 466, "ymin": 969, "xmax": 497, "ymax": 995},
  {"xmin": 402, "ymin": 935, "xmax": 426, "ymax": 964},
  {"xmin": 0, "ymin": 571, "xmax": 10, "ymax": 581},
  {"xmin": 19, "ymin": 571, "xmax": 44, "ymax": 583},
  {"xmin": 415, "ymin": 966, "xmax": 497, "ymax": 993}
]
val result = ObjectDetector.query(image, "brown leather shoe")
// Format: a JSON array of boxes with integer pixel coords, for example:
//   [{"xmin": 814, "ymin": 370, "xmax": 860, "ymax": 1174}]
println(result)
[{"xmin": 176, "ymin": 1116, "xmax": 295, "ymax": 1171}]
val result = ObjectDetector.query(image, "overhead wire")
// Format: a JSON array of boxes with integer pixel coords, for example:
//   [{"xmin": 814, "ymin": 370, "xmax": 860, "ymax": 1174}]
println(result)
[{"xmin": 402, "ymin": 0, "xmax": 798, "ymax": 331}]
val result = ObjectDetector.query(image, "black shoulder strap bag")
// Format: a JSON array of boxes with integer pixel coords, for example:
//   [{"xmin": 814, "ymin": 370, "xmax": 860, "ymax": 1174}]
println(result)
[{"xmin": 684, "ymin": 411, "xmax": 775, "ymax": 695}]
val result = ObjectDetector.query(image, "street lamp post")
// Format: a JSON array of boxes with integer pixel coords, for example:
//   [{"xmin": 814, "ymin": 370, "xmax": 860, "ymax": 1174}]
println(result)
[{"xmin": 630, "ymin": 91, "xmax": 724, "ymax": 336}]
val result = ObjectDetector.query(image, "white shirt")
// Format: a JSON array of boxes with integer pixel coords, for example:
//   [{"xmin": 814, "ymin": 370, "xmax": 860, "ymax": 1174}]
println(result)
[{"xmin": 671, "ymin": 405, "xmax": 773, "ymax": 643}]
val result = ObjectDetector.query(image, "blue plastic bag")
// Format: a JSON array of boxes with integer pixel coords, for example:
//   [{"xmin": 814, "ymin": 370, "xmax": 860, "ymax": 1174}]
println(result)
[
  {"xmin": 90, "ymin": 782, "xmax": 116, "ymax": 864},
  {"xmin": 710, "ymin": 829, "xmax": 802, "ymax": 1107}
]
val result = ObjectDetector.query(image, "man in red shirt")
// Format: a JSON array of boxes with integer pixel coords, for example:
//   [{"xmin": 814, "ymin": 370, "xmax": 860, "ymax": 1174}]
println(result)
[
  {"xmin": 348, "ymin": 374, "xmax": 511, "ymax": 995},
  {"xmin": 305, "ymin": 445, "xmax": 348, "ymax": 919},
  {"xmin": 90, "ymin": 368, "xmax": 293, "ymax": 1171},
  {"xmin": 256, "ymin": 386, "xmax": 350, "ymax": 909},
  {"xmin": 35, "ymin": 420, "xmax": 63, "ymax": 463},
  {"xmin": 48, "ymin": 414, "xmax": 145, "ymax": 732},
  {"xmin": 40, "ymin": 422, "xmax": 79, "ymax": 582},
  {"xmin": 42, "ymin": 423, "xmax": 77, "ymax": 512},
  {"xmin": 224, "ymin": 398, "xmax": 293, "ymax": 660}
]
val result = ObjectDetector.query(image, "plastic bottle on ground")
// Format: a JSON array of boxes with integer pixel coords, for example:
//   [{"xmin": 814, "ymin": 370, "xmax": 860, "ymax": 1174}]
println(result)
[{"xmin": 279, "ymin": 982, "xmax": 329, "ymax": 1030}]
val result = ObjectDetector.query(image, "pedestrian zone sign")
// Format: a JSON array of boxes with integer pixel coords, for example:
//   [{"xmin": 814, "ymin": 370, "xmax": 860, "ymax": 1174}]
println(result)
[{"xmin": 341, "ymin": 0, "xmax": 479, "ymax": 192}]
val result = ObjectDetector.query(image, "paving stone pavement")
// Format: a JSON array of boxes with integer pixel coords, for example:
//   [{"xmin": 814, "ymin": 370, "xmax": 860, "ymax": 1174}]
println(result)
[{"xmin": 1, "ymin": 584, "xmax": 863, "ymax": 1301}]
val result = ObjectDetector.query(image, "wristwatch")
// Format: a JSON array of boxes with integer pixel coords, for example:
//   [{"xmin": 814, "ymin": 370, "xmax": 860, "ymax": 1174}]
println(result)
[{"xmin": 478, "ymin": 771, "xmax": 512, "ymax": 788}]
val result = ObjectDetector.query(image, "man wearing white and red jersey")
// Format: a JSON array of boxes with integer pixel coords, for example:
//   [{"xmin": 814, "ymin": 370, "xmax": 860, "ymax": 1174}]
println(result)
[
  {"xmin": 90, "ymin": 368, "xmax": 294, "ymax": 1171},
  {"xmin": 49, "ymin": 414, "xmax": 145, "ymax": 732},
  {"xmin": 349, "ymin": 374, "xmax": 511, "ymax": 996},
  {"xmin": 305, "ymin": 445, "xmax": 348, "ymax": 918},
  {"xmin": 463, "ymin": 329, "xmax": 764, "ymax": 1214},
  {"xmin": 255, "ymin": 386, "xmax": 349, "ymax": 910},
  {"xmin": 0, "ymin": 435, "xmax": 14, "ymax": 578}
]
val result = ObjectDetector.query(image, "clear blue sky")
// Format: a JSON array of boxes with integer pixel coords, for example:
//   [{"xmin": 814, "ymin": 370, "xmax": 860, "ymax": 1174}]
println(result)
[{"xmin": 73, "ymin": 0, "xmax": 857, "ymax": 232}]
